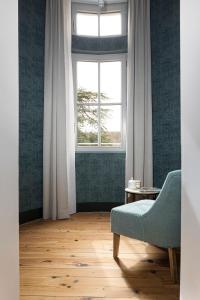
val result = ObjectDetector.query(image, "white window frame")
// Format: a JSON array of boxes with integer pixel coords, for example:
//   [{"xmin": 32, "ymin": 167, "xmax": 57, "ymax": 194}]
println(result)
[
  {"xmin": 73, "ymin": 53, "xmax": 127, "ymax": 152},
  {"xmin": 72, "ymin": 2, "xmax": 128, "ymax": 37}
]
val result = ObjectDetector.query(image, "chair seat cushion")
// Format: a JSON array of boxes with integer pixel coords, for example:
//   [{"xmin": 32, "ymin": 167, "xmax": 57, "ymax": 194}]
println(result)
[{"xmin": 111, "ymin": 200, "xmax": 155, "ymax": 241}]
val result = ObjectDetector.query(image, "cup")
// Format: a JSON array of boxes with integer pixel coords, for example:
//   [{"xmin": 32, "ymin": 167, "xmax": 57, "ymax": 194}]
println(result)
[
  {"xmin": 135, "ymin": 180, "xmax": 141, "ymax": 189},
  {"xmin": 128, "ymin": 178, "xmax": 137, "ymax": 189}
]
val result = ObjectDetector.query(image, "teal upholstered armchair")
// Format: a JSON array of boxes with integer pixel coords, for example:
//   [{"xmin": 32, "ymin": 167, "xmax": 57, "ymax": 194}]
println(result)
[{"xmin": 111, "ymin": 170, "xmax": 181, "ymax": 282}]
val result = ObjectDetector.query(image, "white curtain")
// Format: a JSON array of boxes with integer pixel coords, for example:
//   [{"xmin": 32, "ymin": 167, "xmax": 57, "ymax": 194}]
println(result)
[
  {"xmin": 126, "ymin": 0, "xmax": 153, "ymax": 187},
  {"xmin": 43, "ymin": 0, "xmax": 76, "ymax": 220}
]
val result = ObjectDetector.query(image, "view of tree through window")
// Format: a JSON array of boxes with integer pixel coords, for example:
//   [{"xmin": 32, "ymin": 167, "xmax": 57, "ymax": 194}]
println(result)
[{"xmin": 76, "ymin": 60, "xmax": 123, "ymax": 148}]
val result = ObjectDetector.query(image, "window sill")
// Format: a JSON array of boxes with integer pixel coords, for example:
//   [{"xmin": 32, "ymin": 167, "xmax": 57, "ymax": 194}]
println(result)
[{"xmin": 75, "ymin": 149, "xmax": 126, "ymax": 154}]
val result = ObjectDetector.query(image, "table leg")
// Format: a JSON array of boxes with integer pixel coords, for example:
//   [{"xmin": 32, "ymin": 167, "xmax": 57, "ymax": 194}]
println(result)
[{"xmin": 125, "ymin": 192, "xmax": 128, "ymax": 204}]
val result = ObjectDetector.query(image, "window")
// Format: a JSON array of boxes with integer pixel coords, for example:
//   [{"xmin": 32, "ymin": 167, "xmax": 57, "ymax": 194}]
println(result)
[
  {"xmin": 76, "ymin": 13, "xmax": 98, "ymax": 36},
  {"xmin": 72, "ymin": 3, "xmax": 127, "ymax": 37},
  {"xmin": 76, "ymin": 12, "xmax": 122, "ymax": 36},
  {"xmin": 73, "ymin": 54, "xmax": 126, "ymax": 150},
  {"xmin": 100, "ymin": 12, "xmax": 121, "ymax": 36}
]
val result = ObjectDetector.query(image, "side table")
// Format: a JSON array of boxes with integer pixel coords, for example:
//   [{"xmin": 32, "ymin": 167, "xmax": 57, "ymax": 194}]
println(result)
[{"xmin": 125, "ymin": 187, "xmax": 161, "ymax": 204}]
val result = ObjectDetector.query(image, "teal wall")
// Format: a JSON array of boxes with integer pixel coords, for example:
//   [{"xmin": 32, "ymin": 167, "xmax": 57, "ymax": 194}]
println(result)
[
  {"xmin": 151, "ymin": 0, "xmax": 181, "ymax": 187},
  {"xmin": 75, "ymin": 0, "xmax": 181, "ymax": 206},
  {"xmin": 76, "ymin": 152, "xmax": 125, "ymax": 209},
  {"xmin": 73, "ymin": 16, "xmax": 127, "ymax": 209},
  {"xmin": 19, "ymin": 0, "xmax": 181, "ymax": 216},
  {"xmin": 19, "ymin": 0, "xmax": 46, "ymax": 214}
]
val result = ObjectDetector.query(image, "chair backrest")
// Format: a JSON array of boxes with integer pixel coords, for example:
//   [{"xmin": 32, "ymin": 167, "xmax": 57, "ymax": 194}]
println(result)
[
  {"xmin": 154, "ymin": 170, "xmax": 181, "ymax": 209},
  {"xmin": 143, "ymin": 170, "xmax": 181, "ymax": 248}
]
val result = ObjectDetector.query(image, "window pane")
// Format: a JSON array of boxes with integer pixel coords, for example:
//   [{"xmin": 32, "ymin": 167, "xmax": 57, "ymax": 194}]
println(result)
[
  {"xmin": 77, "ymin": 62, "xmax": 98, "ymax": 103},
  {"xmin": 100, "ymin": 61, "xmax": 121, "ymax": 103},
  {"xmin": 76, "ymin": 13, "xmax": 98, "ymax": 36},
  {"xmin": 100, "ymin": 105, "xmax": 121, "ymax": 147},
  {"xmin": 100, "ymin": 13, "xmax": 122, "ymax": 36},
  {"xmin": 77, "ymin": 105, "xmax": 98, "ymax": 147}
]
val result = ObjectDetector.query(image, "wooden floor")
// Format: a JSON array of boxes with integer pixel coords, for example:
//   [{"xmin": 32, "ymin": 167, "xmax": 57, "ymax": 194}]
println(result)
[{"xmin": 20, "ymin": 212, "xmax": 180, "ymax": 300}]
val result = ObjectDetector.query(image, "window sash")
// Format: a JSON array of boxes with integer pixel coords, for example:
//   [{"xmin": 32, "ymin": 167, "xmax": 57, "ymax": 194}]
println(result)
[
  {"xmin": 73, "ymin": 54, "xmax": 127, "ymax": 152},
  {"xmin": 77, "ymin": 103, "xmax": 122, "ymax": 148},
  {"xmin": 72, "ymin": 3, "xmax": 128, "ymax": 37}
]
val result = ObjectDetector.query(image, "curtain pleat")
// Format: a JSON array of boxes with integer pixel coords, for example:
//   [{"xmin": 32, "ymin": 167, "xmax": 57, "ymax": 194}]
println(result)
[
  {"xmin": 43, "ymin": 0, "xmax": 76, "ymax": 220},
  {"xmin": 126, "ymin": 0, "xmax": 153, "ymax": 187}
]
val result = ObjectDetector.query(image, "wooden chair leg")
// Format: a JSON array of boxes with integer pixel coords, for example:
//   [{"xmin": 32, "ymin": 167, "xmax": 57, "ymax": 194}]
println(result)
[
  {"xmin": 113, "ymin": 233, "xmax": 120, "ymax": 258},
  {"xmin": 168, "ymin": 248, "xmax": 178, "ymax": 283}
]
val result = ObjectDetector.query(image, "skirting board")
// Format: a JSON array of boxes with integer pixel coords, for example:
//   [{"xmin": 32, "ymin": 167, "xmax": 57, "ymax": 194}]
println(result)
[
  {"xmin": 19, "ymin": 207, "xmax": 43, "ymax": 224},
  {"xmin": 77, "ymin": 202, "xmax": 123, "ymax": 212},
  {"xmin": 19, "ymin": 203, "xmax": 123, "ymax": 223}
]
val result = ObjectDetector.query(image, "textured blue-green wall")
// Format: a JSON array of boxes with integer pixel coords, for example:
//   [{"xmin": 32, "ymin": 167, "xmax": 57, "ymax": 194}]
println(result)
[
  {"xmin": 73, "ymin": 30, "xmax": 127, "ymax": 206},
  {"xmin": 76, "ymin": 0, "xmax": 181, "ymax": 203},
  {"xmin": 151, "ymin": 0, "xmax": 181, "ymax": 187},
  {"xmin": 76, "ymin": 152, "xmax": 125, "ymax": 205},
  {"xmin": 19, "ymin": 0, "xmax": 181, "ymax": 213},
  {"xmin": 19, "ymin": 0, "xmax": 46, "ymax": 212}
]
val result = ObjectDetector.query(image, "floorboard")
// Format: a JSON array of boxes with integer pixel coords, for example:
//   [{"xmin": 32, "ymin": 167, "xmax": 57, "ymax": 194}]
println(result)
[{"xmin": 20, "ymin": 212, "xmax": 179, "ymax": 299}]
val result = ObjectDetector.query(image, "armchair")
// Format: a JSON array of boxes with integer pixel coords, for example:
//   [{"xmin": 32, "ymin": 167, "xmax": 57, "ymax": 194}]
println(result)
[{"xmin": 111, "ymin": 170, "xmax": 181, "ymax": 282}]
